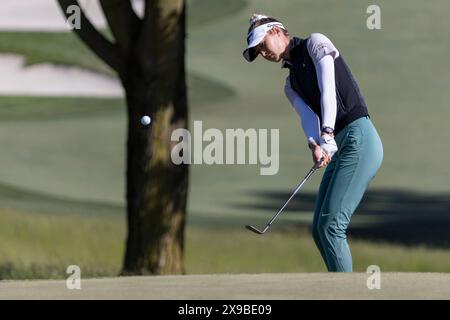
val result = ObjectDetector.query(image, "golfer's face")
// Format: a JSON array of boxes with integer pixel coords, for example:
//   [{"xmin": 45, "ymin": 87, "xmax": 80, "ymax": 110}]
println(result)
[{"xmin": 258, "ymin": 29, "xmax": 285, "ymax": 62}]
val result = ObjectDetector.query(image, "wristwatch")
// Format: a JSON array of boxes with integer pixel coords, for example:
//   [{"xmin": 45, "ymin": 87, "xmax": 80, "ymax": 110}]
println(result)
[{"xmin": 321, "ymin": 126, "xmax": 334, "ymax": 135}]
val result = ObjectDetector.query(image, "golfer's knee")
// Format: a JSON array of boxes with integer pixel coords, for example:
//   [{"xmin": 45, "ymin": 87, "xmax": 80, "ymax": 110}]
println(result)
[{"xmin": 318, "ymin": 221, "xmax": 347, "ymax": 243}]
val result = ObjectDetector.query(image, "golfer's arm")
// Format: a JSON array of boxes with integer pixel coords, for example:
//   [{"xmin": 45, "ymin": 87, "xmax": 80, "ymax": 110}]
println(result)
[
  {"xmin": 284, "ymin": 81, "xmax": 320, "ymax": 144},
  {"xmin": 315, "ymin": 55, "xmax": 337, "ymax": 130}
]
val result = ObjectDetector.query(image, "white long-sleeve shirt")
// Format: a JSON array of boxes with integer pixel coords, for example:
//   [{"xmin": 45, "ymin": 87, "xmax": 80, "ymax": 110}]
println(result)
[{"xmin": 284, "ymin": 33, "xmax": 340, "ymax": 144}]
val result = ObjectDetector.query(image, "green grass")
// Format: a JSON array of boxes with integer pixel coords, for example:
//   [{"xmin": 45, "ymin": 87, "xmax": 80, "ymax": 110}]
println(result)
[
  {"xmin": 1, "ymin": 209, "xmax": 450, "ymax": 280},
  {"xmin": 0, "ymin": 96, "xmax": 124, "ymax": 121},
  {"xmin": 0, "ymin": 31, "xmax": 236, "ymax": 109},
  {"xmin": 189, "ymin": 0, "xmax": 249, "ymax": 28},
  {"xmin": 0, "ymin": 181, "xmax": 124, "ymax": 217},
  {"xmin": 0, "ymin": 209, "xmax": 124, "ymax": 279},
  {"xmin": 1, "ymin": 0, "xmax": 450, "ymax": 278},
  {"xmin": 0, "ymin": 32, "xmax": 114, "ymax": 75},
  {"xmin": 0, "ymin": 72, "xmax": 234, "ymax": 120},
  {"xmin": 187, "ymin": 227, "xmax": 450, "ymax": 274},
  {"xmin": 0, "ymin": 0, "xmax": 250, "ymax": 76}
]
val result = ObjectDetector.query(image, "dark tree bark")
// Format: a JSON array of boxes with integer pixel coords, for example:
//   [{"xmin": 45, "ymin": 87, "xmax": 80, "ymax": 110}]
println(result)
[{"xmin": 57, "ymin": 0, "xmax": 188, "ymax": 275}]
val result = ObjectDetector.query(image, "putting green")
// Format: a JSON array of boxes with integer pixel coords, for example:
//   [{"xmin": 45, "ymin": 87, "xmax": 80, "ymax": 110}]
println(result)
[{"xmin": 1, "ymin": 273, "xmax": 449, "ymax": 299}]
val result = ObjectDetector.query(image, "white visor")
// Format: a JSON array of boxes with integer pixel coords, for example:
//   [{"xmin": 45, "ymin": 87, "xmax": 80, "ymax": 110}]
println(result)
[{"xmin": 243, "ymin": 22, "xmax": 286, "ymax": 62}]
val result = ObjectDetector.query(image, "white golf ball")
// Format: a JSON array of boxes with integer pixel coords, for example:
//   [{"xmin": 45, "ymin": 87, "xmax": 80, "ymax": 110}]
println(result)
[{"xmin": 141, "ymin": 115, "xmax": 151, "ymax": 126}]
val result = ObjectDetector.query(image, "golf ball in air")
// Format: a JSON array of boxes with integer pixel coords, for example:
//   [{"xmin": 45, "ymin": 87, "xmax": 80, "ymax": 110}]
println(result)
[{"xmin": 141, "ymin": 115, "xmax": 151, "ymax": 126}]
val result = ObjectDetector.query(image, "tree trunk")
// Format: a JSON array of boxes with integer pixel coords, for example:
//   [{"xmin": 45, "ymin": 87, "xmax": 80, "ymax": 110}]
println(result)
[{"xmin": 121, "ymin": 0, "xmax": 188, "ymax": 275}]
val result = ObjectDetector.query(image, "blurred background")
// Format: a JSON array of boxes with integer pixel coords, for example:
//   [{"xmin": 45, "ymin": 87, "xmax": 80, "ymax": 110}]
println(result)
[{"xmin": 0, "ymin": 0, "xmax": 450, "ymax": 279}]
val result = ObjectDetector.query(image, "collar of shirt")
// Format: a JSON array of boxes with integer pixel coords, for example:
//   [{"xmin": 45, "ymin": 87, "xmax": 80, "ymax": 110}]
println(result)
[{"xmin": 281, "ymin": 36, "xmax": 303, "ymax": 69}]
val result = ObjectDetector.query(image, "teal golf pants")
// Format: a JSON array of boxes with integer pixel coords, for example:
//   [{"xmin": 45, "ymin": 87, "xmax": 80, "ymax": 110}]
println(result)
[{"xmin": 312, "ymin": 116, "xmax": 383, "ymax": 272}]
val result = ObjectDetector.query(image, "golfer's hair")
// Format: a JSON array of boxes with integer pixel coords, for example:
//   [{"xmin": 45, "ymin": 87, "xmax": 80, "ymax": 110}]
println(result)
[{"xmin": 247, "ymin": 14, "xmax": 289, "ymax": 36}]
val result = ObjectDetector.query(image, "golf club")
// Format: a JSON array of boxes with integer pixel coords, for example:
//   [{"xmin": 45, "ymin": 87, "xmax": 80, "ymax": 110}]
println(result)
[{"xmin": 245, "ymin": 160, "xmax": 322, "ymax": 235}]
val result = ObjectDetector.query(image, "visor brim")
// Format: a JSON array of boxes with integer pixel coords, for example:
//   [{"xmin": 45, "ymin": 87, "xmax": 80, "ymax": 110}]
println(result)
[{"xmin": 243, "ymin": 47, "xmax": 259, "ymax": 62}]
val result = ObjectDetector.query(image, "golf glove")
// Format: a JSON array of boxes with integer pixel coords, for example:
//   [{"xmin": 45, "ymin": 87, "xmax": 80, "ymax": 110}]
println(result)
[{"xmin": 319, "ymin": 134, "xmax": 338, "ymax": 158}]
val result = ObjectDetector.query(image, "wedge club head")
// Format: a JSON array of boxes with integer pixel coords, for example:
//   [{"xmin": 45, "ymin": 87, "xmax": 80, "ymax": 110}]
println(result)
[{"xmin": 245, "ymin": 224, "xmax": 269, "ymax": 234}]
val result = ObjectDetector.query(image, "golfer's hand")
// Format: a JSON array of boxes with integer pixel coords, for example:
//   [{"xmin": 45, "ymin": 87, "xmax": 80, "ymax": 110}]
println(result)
[
  {"xmin": 310, "ymin": 145, "xmax": 331, "ymax": 168},
  {"xmin": 319, "ymin": 134, "xmax": 338, "ymax": 159}
]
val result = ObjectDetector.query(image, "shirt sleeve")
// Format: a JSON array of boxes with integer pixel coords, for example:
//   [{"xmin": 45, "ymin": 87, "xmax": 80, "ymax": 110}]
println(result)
[
  {"xmin": 315, "ymin": 55, "xmax": 337, "ymax": 130},
  {"xmin": 306, "ymin": 33, "xmax": 340, "ymax": 65},
  {"xmin": 284, "ymin": 77, "xmax": 320, "ymax": 144},
  {"xmin": 307, "ymin": 33, "xmax": 339, "ymax": 130}
]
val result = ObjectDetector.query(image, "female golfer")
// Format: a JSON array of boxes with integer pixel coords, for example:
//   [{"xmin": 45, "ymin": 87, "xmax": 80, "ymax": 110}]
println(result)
[{"xmin": 243, "ymin": 14, "xmax": 383, "ymax": 272}]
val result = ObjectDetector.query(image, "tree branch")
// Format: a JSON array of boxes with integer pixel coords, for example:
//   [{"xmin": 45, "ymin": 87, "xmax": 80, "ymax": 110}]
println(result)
[
  {"xmin": 99, "ymin": 0, "xmax": 141, "ymax": 57},
  {"xmin": 57, "ymin": 0, "xmax": 123, "ymax": 74}
]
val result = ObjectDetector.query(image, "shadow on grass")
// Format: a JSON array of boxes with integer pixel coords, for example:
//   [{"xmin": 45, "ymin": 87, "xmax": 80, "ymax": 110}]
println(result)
[
  {"xmin": 0, "ymin": 182, "xmax": 124, "ymax": 217},
  {"xmin": 233, "ymin": 189, "xmax": 450, "ymax": 248}
]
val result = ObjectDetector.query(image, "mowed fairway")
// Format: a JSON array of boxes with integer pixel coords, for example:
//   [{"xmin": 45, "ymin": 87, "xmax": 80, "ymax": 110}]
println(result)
[
  {"xmin": 1, "ymin": 273, "xmax": 449, "ymax": 299},
  {"xmin": 1, "ymin": 0, "xmax": 450, "ymax": 283}
]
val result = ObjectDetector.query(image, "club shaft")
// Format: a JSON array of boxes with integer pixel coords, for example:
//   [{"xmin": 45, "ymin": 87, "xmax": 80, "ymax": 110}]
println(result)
[{"xmin": 264, "ymin": 164, "xmax": 318, "ymax": 228}]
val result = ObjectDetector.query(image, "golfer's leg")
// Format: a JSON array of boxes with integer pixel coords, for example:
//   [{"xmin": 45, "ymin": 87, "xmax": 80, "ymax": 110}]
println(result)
[
  {"xmin": 318, "ymin": 117, "xmax": 383, "ymax": 272},
  {"xmin": 311, "ymin": 156, "xmax": 337, "ymax": 269}
]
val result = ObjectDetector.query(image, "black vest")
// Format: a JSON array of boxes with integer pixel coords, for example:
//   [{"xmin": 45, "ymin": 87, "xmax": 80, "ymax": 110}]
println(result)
[{"xmin": 284, "ymin": 37, "xmax": 369, "ymax": 135}]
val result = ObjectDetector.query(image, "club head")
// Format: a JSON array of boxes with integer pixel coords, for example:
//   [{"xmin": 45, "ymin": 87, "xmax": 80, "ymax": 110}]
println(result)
[{"xmin": 245, "ymin": 225, "xmax": 266, "ymax": 234}]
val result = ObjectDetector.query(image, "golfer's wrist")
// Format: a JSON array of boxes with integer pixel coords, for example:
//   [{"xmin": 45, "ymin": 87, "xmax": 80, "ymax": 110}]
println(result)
[{"xmin": 308, "ymin": 138, "xmax": 319, "ymax": 151}]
